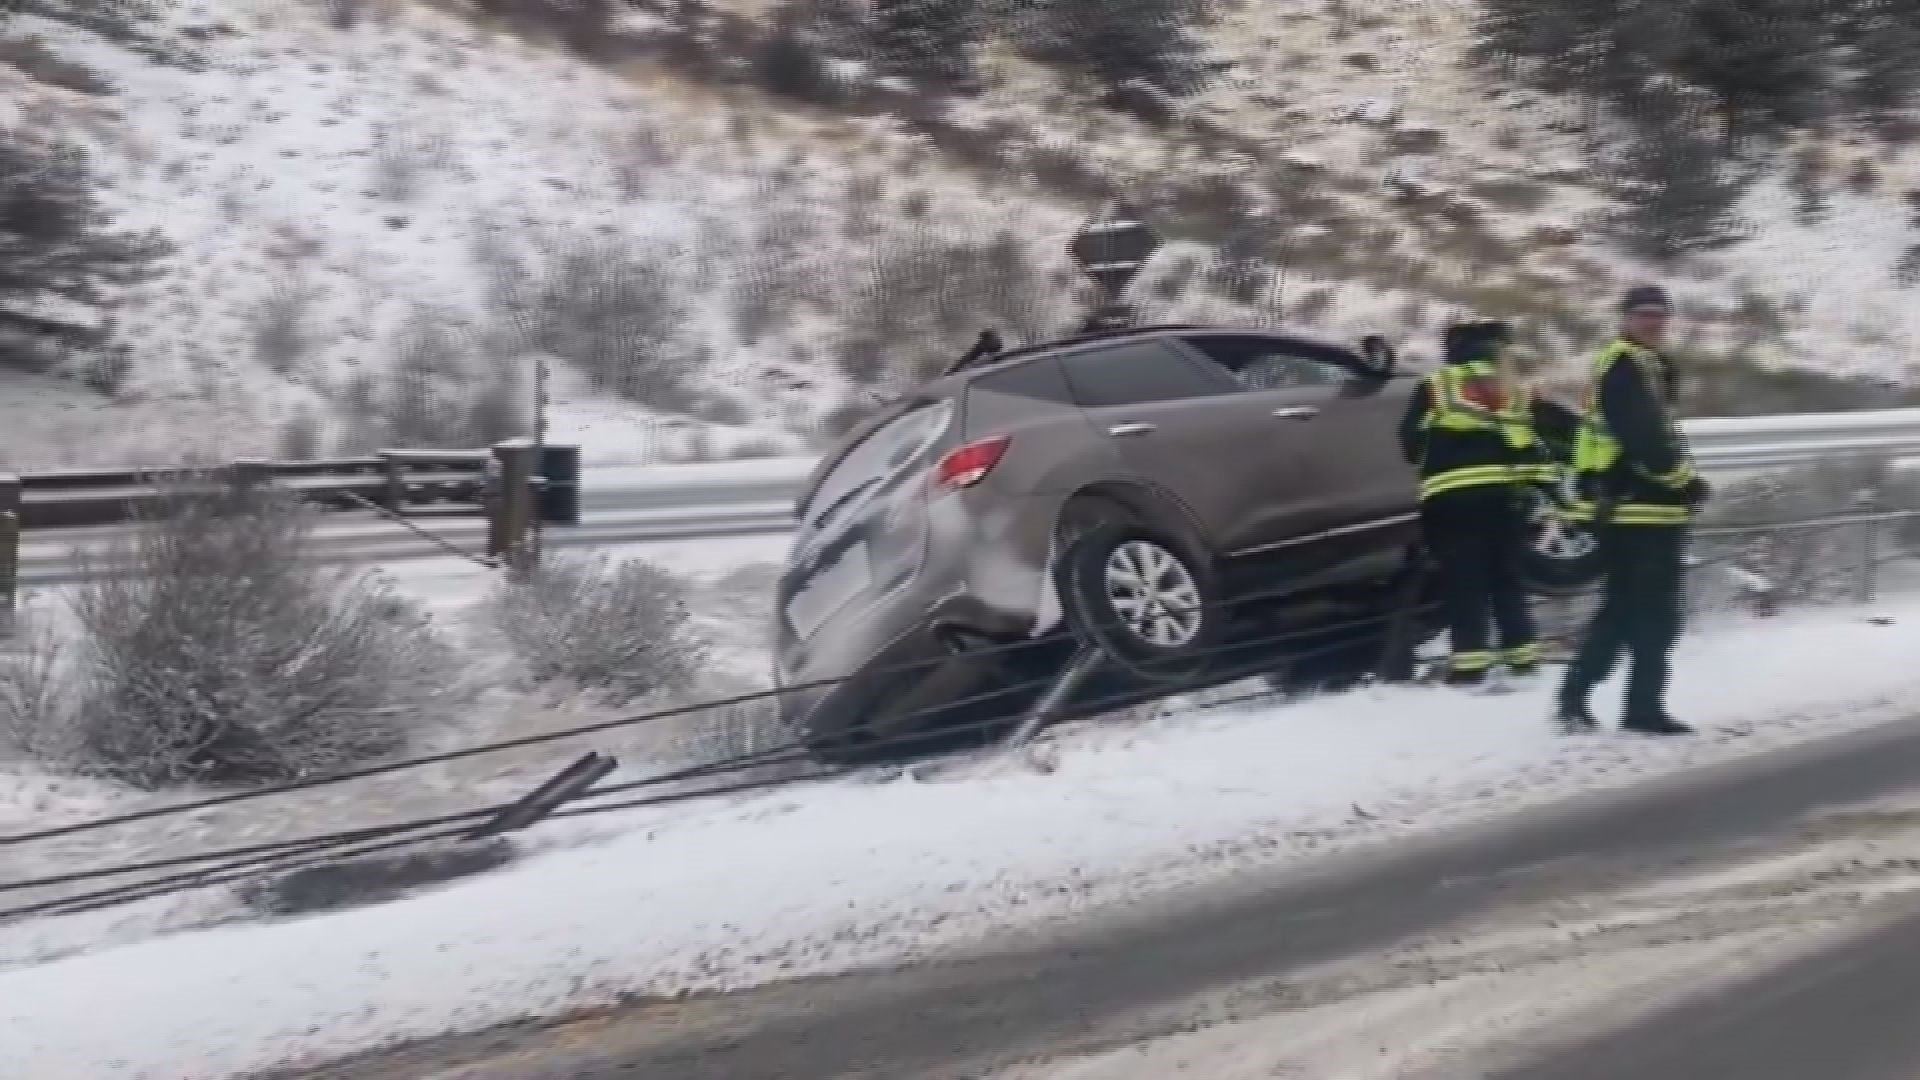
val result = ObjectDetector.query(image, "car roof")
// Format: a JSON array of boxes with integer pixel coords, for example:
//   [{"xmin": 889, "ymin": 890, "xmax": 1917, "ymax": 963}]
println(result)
[{"xmin": 939, "ymin": 323, "xmax": 1368, "ymax": 384}]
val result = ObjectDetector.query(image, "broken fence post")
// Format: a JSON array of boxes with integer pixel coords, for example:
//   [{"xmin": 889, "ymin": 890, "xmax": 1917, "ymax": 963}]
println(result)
[{"xmin": 466, "ymin": 752, "xmax": 618, "ymax": 840}]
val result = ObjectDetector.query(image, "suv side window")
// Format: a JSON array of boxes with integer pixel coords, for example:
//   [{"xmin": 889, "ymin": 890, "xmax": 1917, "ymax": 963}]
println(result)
[
  {"xmin": 968, "ymin": 357, "xmax": 1072, "ymax": 403},
  {"xmin": 1060, "ymin": 341, "xmax": 1235, "ymax": 408},
  {"xmin": 1181, "ymin": 335, "xmax": 1360, "ymax": 392}
]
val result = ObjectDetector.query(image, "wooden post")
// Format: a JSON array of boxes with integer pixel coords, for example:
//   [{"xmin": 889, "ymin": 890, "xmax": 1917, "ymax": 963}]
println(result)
[
  {"xmin": 489, "ymin": 440, "xmax": 538, "ymax": 571},
  {"xmin": 0, "ymin": 474, "xmax": 18, "ymax": 638},
  {"xmin": 380, "ymin": 451, "xmax": 407, "ymax": 515}
]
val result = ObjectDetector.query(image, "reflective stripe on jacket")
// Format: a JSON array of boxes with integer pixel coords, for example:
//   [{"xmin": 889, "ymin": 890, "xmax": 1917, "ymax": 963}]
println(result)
[
  {"xmin": 1566, "ymin": 339, "xmax": 1696, "ymax": 526},
  {"xmin": 1415, "ymin": 361, "xmax": 1540, "ymax": 501}
]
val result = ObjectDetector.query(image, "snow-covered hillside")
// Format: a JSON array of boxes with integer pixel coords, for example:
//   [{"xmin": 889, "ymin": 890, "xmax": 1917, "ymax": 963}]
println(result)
[{"xmin": 5, "ymin": 0, "xmax": 1920, "ymax": 470}]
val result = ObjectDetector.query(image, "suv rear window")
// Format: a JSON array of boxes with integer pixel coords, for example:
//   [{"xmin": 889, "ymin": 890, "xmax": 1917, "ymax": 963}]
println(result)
[{"xmin": 800, "ymin": 401, "xmax": 953, "ymax": 530}]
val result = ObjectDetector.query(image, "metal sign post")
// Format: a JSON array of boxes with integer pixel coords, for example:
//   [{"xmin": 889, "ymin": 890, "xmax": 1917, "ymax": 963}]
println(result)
[{"xmin": 1068, "ymin": 201, "xmax": 1162, "ymax": 332}]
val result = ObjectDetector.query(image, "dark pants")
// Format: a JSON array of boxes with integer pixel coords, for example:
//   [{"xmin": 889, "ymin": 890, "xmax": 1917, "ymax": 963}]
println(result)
[
  {"xmin": 1421, "ymin": 490, "xmax": 1537, "ymax": 676},
  {"xmin": 1561, "ymin": 524, "xmax": 1686, "ymax": 719}
]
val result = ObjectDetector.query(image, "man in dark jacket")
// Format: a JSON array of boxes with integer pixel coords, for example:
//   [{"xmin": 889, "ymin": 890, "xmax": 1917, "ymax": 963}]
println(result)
[
  {"xmin": 1555, "ymin": 285, "xmax": 1708, "ymax": 735},
  {"xmin": 1399, "ymin": 320, "xmax": 1561, "ymax": 687}
]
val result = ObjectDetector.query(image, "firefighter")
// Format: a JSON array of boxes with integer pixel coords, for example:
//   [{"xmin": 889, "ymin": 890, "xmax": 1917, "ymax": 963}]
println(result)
[
  {"xmin": 1399, "ymin": 320, "xmax": 1555, "ymax": 687},
  {"xmin": 1554, "ymin": 285, "xmax": 1708, "ymax": 736}
]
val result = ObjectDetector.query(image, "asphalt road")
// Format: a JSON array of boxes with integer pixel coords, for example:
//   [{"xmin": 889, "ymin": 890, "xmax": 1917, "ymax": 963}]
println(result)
[
  {"xmin": 294, "ymin": 716, "xmax": 1920, "ymax": 1080},
  {"xmin": 1498, "ymin": 902, "xmax": 1920, "ymax": 1080}
]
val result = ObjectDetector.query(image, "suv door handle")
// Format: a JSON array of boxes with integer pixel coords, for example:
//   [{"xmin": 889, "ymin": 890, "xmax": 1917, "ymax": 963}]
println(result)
[
  {"xmin": 1107, "ymin": 422, "xmax": 1157, "ymax": 437},
  {"xmin": 1272, "ymin": 406, "xmax": 1320, "ymax": 420}
]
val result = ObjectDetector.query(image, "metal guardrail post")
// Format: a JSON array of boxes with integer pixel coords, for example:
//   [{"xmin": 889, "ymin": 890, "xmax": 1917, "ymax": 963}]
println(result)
[
  {"xmin": 379, "ymin": 451, "xmax": 406, "ymax": 515},
  {"xmin": 1856, "ymin": 486, "xmax": 1880, "ymax": 604},
  {"xmin": 489, "ymin": 441, "xmax": 538, "ymax": 571},
  {"xmin": 229, "ymin": 458, "xmax": 271, "ymax": 495},
  {"xmin": 0, "ymin": 474, "xmax": 18, "ymax": 638}
]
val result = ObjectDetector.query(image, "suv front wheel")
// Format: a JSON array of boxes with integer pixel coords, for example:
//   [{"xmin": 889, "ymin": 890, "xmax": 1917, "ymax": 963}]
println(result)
[
  {"xmin": 1059, "ymin": 523, "xmax": 1220, "ymax": 681},
  {"xmin": 1519, "ymin": 488, "xmax": 1603, "ymax": 596}
]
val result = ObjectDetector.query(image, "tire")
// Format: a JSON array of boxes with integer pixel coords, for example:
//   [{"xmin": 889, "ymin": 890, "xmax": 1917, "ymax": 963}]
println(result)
[
  {"xmin": 1519, "ymin": 486, "xmax": 1603, "ymax": 596},
  {"xmin": 1058, "ymin": 522, "xmax": 1220, "ymax": 681}
]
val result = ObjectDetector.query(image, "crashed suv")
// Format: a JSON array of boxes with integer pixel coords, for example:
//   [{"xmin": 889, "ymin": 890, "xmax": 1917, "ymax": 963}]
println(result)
[{"xmin": 774, "ymin": 324, "xmax": 1593, "ymax": 763}]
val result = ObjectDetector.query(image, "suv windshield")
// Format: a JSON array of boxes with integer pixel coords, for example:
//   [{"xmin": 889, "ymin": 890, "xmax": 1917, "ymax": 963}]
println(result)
[{"xmin": 801, "ymin": 401, "xmax": 953, "ymax": 531}]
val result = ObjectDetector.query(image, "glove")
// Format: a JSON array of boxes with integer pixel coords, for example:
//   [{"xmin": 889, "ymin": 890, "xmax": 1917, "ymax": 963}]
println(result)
[{"xmin": 1683, "ymin": 476, "xmax": 1711, "ymax": 507}]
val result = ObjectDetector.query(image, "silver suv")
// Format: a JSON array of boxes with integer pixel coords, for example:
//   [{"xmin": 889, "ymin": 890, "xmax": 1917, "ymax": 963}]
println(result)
[{"xmin": 773, "ymin": 324, "xmax": 1584, "ymax": 762}]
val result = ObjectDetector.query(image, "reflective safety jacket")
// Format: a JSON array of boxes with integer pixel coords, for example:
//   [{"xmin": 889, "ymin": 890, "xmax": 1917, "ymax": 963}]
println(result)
[
  {"xmin": 1567, "ymin": 339, "xmax": 1697, "ymax": 526},
  {"xmin": 1397, "ymin": 360, "xmax": 1558, "ymax": 501}
]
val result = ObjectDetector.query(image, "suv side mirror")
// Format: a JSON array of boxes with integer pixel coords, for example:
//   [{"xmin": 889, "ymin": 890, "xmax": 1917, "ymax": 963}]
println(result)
[{"xmin": 1358, "ymin": 334, "xmax": 1396, "ymax": 376}]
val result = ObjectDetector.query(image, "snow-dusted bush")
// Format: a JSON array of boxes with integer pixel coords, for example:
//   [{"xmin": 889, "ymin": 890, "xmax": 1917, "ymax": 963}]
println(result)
[
  {"xmin": 487, "ymin": 554, "xmax": 709, "ymax": 704},
  {"xmin": 4, "ymin": 486, "xmax": 461, "ymax": 788},
  {"xmin": 834, "ymin": 230, "xmax": 1062, "ymax": 388},
  {"xmin": 1015, "ymin": 0, "xmax": 1214, "ymax": 98},
  {"xmin": 276, "ymin": 404, "xmax": 325, "ymax": 460},
  {"xmin": 0, "ymin": 133, "xmax": 170, "ymax": 374},
  {"xmin": 655, "ymin": 698, "xmax": 801, "ymax": 772},
  {"xmin": 1694, "ymin": 456, "xmax": 1919, "ymax": 605},
  {"xmin": 509, "ymin": 237, "xmax": 698, "ymax": 411}
]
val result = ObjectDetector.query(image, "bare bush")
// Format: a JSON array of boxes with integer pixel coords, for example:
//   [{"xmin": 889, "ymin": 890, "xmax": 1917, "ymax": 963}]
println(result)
[
  {"xmin": 369, "ymin": 121, "xmax": 457, "ymax": 203},
  {"xmin": 470, "ymin": 0, "xmax": 619, "ymax": 56},
  {"xmin": 381, "ymin": 311, "xmax": 473, "ymax": 447},
  {"xmin": 0, "ymin": 36, "xmax": 115, "ymax": 94},
  {"xmin": 0, "ymin": 133, "xmax": 170, "ymax": 373},
  {"xmin": 487, "ymin": 554, "xmax": 709, "ymax": 704},
  {"xmin": 376, "ymin": 313, "xmax": 529, "ymax": 448},
  {"xmin": 508, "ymin": 237, "xmax": 698, "ymax": 410},
  {"xmin": 1695, "ymin": 456, "xmax": 1917, "ymax": 605},
  {"xmin": 654, "ymin": 698, "xmax": 798, "ymax": 770},
  {"xmin": 19, "ymin": 487, "xmax": 461, "ymax": 788},
  {"xmin": 249, "ymin": 277, "xmax": 318, "ymax": 376},
  {"xmin": 835, "ymin": 230, "xmax": 1062, "ymax": 388},
  {"xmin": 277, "ymin": 403, "xmax": 325, "ymax": 459},
  {"xmin": 0, "ymin": 616, "xmax": 75, "ymax": 762},
  {"xmin": 755, "ymin": 0, "xmax": 856, "ymax": 105}
]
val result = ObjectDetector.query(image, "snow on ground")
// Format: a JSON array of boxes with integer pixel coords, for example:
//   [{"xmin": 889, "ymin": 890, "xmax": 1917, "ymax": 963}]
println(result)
[
  {"xmin": 0, "ymin": 532, "xmax": 791, "ymax": 970},
  {"xmin": 2, "ymin": 599, "xmax": 1919, "ymax": 1078}
]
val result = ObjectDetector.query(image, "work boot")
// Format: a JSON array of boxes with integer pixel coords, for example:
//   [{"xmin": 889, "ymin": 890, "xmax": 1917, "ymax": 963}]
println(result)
[
  {"xmin": 1553, "ymin": 687, "xmax": 1599, "ymax": 734},
  {"xmin": 1623, "ymin": 710, "xmax": 1694, "ymax": 736}
]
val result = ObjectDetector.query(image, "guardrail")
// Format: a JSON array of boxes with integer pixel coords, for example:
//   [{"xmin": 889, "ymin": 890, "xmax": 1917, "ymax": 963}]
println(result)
[
  {"xmin": 4, "ymin": 449, "xmax": 496, "ymax": 530},
  {"xmin": 10, "ymin": 408, "xmax": 1920, "ymax": 619},
  {"xmin": 0, "ymin": 441, "xmax": 585, "ymax": 627}
]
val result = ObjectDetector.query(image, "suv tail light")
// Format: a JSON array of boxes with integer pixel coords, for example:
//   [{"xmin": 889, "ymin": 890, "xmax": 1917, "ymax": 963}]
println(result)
[{"xmin": 934, "ymin": 434, "xmax": 1010, "ymax": 491}]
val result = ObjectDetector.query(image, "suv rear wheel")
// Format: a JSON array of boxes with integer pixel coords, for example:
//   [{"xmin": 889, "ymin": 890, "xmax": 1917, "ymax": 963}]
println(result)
[{"xmin": 1059, "ymin": 522, "xmax": 1220, "ymax": 681}]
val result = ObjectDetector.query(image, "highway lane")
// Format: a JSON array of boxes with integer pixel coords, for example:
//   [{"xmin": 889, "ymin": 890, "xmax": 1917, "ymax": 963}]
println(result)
[
  {"xmin": 1496, "ymin": 903, "xmax": 1920, "ymax": 1080},
  {"xmin": 291, "ymin": 715, "xmax": 1920, "ymax": 1080}
]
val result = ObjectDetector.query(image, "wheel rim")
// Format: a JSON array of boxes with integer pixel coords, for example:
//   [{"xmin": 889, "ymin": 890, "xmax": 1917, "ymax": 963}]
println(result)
[
  {"xmin": 1103, "ymin": 540, "xmax": 1204, "ymax": 649},
  {"xmin": 1528, "ymin": 494, "xmax": 1596, "ymax": 561}
]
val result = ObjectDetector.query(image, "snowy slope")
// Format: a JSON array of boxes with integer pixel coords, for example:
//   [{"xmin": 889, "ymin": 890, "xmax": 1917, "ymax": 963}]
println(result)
[
  {"xmin": 6, "ymin": 0, "xmax": 1920, "ymax": 469},
  {"xmin": 2, "ymin": 600, "xmax": 1919, "ymax": 1079}
]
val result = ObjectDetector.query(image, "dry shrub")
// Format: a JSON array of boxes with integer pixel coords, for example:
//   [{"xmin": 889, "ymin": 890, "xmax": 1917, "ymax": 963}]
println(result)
[
  {"xmin": 505, "ymin": 236, "xmax": 698, "ymax": 410},
  {"xmin": 487, "ymin": 554, "xmax": 708, "ymax": 705},
  {"xmin": 249, "ymin": 277, "xmax": 318, "ymax": 376},
  {"xmin": 834, "ymin": 230, "xmax": 1062, "ymax": 387},
  {"xmin": 3, "ymin": 486, "xmax": 460, "ymax": 788},
  {"xmin": 1694, "ymin": 456, "xmax": 1920, "ymax": 606},
  {"xmin": 277, "ymin": 403, "xmax": 325, "ymax": 459}
]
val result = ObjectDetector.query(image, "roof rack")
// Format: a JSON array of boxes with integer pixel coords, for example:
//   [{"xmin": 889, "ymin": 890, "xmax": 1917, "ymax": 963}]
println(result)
[{"xmin": 942, "ymin": 329, "xmax": 1006, "ymax": 377}]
